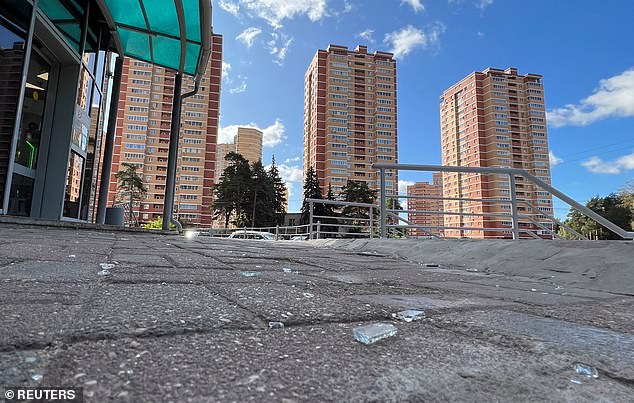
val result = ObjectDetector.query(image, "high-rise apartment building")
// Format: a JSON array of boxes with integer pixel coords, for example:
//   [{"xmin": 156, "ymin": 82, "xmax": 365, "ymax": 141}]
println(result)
[
  {"xmin": 213, "ymin": 127, "xmax": 263, "ymax": 182},
  {"xmin": 440, "ymin": 67, "xmax": 553, "ymax": 239},
  {"xmin": 109, "ymin": 34, "xmax": 223, "ymax": 226},
  {"xmin": 303, "ymin": 44, "xmax": 398, "ymax": 197},
  {"xmin": 407, "ymin": 173, "xmax": 444, "ymax": 237}
]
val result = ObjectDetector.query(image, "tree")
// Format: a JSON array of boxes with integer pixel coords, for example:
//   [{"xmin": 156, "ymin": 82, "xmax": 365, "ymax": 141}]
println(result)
[
  {"xmin": 268, "ymin": 156, "xmax": 288, "ymax": 225},
  {"xmin": 114, "ymin": 162, "xmax": 147, "ymax": 221},
  {"xmin": 386, "ymin": 196, "xmax": 404, "ymax": 237},
  {"xmin": 559, "ymin": 193, "xmax": 633, "ymax": 240},
  {"xmin": 245, "ymin": 160, "xmax": 276, "ymax": 227},
  {"xmin": 142, "ymin": 216, "xmax": 175, "ymax": 230},
  {"xmin": 339, "ymin": 180, "xmax": 377, "ymax": 233},
  {"xmin": 620, "ymin": 180, "xmax": 634, "ymax": 228},
  {"xmin": 300, "ymin": 166, "xmax": 329, "ymax": 225},
  {"xmin": 212, "ymin": 152, "xmax": 252, "ymax": 227}
]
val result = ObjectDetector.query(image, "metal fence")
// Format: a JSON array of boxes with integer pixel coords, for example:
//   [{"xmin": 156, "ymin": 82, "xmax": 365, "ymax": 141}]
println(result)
[{"xmin": 372, "ymin": 163, "xmax": 634, "ymax": 241}]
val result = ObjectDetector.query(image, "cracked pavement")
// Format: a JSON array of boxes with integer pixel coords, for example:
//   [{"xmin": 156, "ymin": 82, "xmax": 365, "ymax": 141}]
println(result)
[{"xmin": 1, "ymin": 224, "xmax": 633, "ymax": 402}]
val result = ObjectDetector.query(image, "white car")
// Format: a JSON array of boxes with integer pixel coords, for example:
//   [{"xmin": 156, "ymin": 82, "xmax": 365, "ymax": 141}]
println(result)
[{"xmin": 228, "ymin": 230, "xmax": 276, "ymax": 240}]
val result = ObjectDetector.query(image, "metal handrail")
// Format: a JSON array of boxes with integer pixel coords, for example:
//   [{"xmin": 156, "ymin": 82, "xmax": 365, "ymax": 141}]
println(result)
[{"xmin": 373, "ymin": 163, "xmax": 634, "ymax": 240}]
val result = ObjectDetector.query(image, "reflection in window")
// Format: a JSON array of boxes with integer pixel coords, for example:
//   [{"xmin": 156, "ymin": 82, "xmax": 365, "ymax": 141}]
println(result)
[
  {"xmin": 0, "ymin": 4, "xmax": 29, "ymax": 206},
  {"xmin": 14, "ymin": 51, "xmax": 50, "ymax": 170},
  {"xmin": 63, "ymin": 151, "xmax": 84, "ymax": 218}
]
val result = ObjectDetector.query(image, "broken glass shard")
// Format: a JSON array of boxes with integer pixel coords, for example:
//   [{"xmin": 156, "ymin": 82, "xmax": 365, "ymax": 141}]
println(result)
[
  {"xmin": 352, "ymin": 323, "xmax": 397, "ymax": 344},
  {"xmin": 570, "ymin": 378, "xmax": 582, "ymax": 385},
  {"xmin": 31, "ymin": 374, "xmax": 43, "ymax": 382},
  {"xmin": 394, "ymin": 310, "xmax": 425, "ymax": 322},
  {"xmin": 241, "ymin": 271, "xmax": 262, "ymax": 277},
  {"xmin": 268, "ymin": 321, "xmax": 284, "ymax": 329},
  {"xmin": 97, "ymin": 270, "xmax": 110, "ymax": 276},
  {"xmin": 282, "ymin": 268, "xmax": 292, "ymax": 273},
  {"xmin": 303, "ymin": 292, "xmax": 314, "ymax": 298},
  {"xmin": 573, "ymin": 363, "xmax": 599, "ymax": 378},
  {"xmin": 100, "ymin": 263, "xmax": 115, "ymax": 270}
]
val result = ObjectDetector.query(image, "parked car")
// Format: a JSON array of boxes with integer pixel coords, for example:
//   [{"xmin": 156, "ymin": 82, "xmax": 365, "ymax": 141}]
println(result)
[
  {"xmin": 290, "ymin": 235, "xmax": 308, "ymax": 241},
  {"xmin": 228, "ymin": 230, "xmax": 276, "ymax": 240}
]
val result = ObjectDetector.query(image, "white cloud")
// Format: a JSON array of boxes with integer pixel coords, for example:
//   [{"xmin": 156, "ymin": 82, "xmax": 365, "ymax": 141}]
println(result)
[
  {"xmin": 547, "ymin": 68, "xmax": 634, "ymax": 128},
  {"xmin": 549, "ymin": 151, "xmax": 563, "ymax": 166},
  {"xmin": 284, "ymin": 156, "xmax": 300, "ymax": 163},
  {"xmin": 398, "ymin": 180, "xmax": 415, "ymax": 195},
  {"xmin": 219, "ymin": 0, "xmax": 240, "ymax": 16},
  {"xmin": 236, "ymin": 27, "xmax": 262, "ymax": 48},
  {"xmin": 276, "ymin": 164, "xmax": 303, "ymax": 183},
  {"xmin": 221, "ymin": 63, "xmax": 247, "ymax": 94},
  {"xmin": 357, "ymin": 28, "xmax": 375, "ymax": 43},
  {"xmin": 218, "ymin": 119, "xmax": 287, "ymax": 148},
  {"xmin": 581, "ymin": 152, "xmax": 634, "ymax": 174},
  {"xmin": 401, "ymin": 0, "xmax": 424, "ymax": 13},
  {"xmin": 475, "ymin": 0, "xmax": 494, "ymax": 11},
  {"xmin": 384, "ymin": 23, "xmax": 445, "ymax": 59},
  {"xmin": 221, "ymin": 62, "xmax": 231, "ymax": 82},
  {"xmin": 235, "ymin": 0, "xmax": 328, "ymax": 29},
  {"xmin": 228, "ymin": 81, "xmax": 247, "ymax": 94},
  {"xmin": 267, "ymin": 32, "xmax": 293, "ymax": 66}
]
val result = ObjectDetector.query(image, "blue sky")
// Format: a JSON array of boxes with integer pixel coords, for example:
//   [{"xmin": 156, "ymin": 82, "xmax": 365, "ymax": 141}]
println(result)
[{"xmin": 213, "ymin": 0, "xmax": 634, "ymax": 216}]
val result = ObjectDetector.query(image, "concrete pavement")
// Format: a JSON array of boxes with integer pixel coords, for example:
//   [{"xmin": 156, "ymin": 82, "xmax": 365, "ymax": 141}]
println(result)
[{"xmin": 1, "ymin": 224, "xmax": 633, "ymax": 402}]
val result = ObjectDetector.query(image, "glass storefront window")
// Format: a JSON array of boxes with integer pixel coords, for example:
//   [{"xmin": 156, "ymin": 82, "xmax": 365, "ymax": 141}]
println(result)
[
  {"xmin": 63, "ymin": 150, "xmax": 84, "ymax": 218},
  {"xmin": 7, "ymin": 172, "xmax": 33, "ymax": 216},
  {"xmin": 0, "ymin": 4, "xmax": 30, "ymax": 209},
  {"xmin": 14, "ymin": 51, "xmax": 50, "ymax": 170}
]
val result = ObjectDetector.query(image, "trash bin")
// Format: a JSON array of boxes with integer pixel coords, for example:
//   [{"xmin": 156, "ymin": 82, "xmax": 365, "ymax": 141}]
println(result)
[{"xmin": 105, "ymin": 206, "xmax": 125, "ymax": 226}]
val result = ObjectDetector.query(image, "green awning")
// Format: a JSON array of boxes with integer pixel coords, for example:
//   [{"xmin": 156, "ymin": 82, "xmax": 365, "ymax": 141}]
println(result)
[{"xmin": 97, "ymin": 0, "xmax": 212, "ymax": 79}]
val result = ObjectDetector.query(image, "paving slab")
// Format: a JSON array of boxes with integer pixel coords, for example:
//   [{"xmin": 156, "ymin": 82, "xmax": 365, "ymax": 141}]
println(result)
[
  {"xmin": 211, "ymin": 283, "xmax": 392, "ymax": 324},
  {"xmin": 435, "ymin": 309, "xmax": 634, "ymax": 381},
  {"xmin": 423, "ymin": 280, "xmax": 595, "ymax": 306},
  {"xmin": 38, "ymin": 322, "xmax": 633, "ymax": 402},
  {"xmin": 0, "ymin": 304, "xmax": 81, "ymax": 351},
  {"xmin": 67, "ymin": 283, "xmax": 262, "ymax": 341},
  {"xmin": 0, "ymin": 261, "xmax": 101, "ymax": 283}
]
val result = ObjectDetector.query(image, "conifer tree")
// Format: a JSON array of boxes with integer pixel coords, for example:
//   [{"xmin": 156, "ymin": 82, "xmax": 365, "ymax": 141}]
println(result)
[{"xmin": 268, "ymin": 156, "xmax": 288, "ymax": 225}]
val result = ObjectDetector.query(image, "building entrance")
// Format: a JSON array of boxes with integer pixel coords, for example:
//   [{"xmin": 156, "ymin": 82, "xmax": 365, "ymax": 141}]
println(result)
[{"xmin": 8, "ymin": 48, "xmax": 57, "ymax": 216}]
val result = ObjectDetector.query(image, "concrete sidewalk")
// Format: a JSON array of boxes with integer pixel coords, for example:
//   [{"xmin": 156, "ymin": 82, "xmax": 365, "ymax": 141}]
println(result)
[{"xmin": 1, "ymin": 225, "xmax": 633, "ymax": 402}]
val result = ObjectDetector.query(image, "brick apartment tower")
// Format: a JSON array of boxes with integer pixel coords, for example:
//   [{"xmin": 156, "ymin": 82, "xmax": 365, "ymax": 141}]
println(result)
[
  {"xmin": 440, "ymin": 67, "xmax": 553, "ymax": 239},
  {"xmin": 108, "ymin": 34, "xmax": 223, "ymax": 226},
  {"xmin": 214, "ymin": 127, "xmax": 263, "ymax": 183},
  {"xmin": 303, "ymin": 44, "xmax": 398, "ymax": 197},
  {"xmin": 407, "ymin": 172, "xmax": 444, "ymax": 237}
]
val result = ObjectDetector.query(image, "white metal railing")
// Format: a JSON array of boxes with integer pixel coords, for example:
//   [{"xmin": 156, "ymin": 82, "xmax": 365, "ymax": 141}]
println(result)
[
  {"xmin": 307, "ymin": 198, "xmax": 378, "ymax": 239},
  {"xmin": 373, "ymin": 163, "xmax": 634, "ymax": 241}
]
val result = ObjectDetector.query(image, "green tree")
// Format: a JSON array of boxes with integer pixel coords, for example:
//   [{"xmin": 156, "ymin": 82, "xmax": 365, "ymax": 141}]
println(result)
[
  {"xmin": 245, "ymin": 160, "xmax": 276, "ymax": 227},
  {"xmin": 620, "ymin": 180, "xmax": 634, "ymax": 228},
  {"xmin": 114, "ymin": 162, "xmax": 147, "ymax": 220},
  {"xmin": 212, "ymin": 152, "xmax": 252, "ymax": 227},
  {"xmin": 339, "ymin": 180, "xmax": 377, "ymax": 233},
  {"xmin": 300, "ymin": 166, "xmax": 329, "ymax": 225},
  {"xmin": 386, "ymin": 196, "xmax": 404, "ymax": 237},
  {"xmin": 142, "ymin": 216, "xmax": 175, "ymax": 230},
  {"xmin": 268, "ymin": 156, "xmax": 288, "ymax": 225},
  {"xmin": 559, "ymin": 193, "xmax": 633, "ymax": 240}
]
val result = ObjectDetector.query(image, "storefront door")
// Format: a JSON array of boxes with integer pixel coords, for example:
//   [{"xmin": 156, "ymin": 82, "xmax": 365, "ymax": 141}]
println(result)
[{"xmin": 7, "ymin": 46, "xmax": 58, "ymax": 216}]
